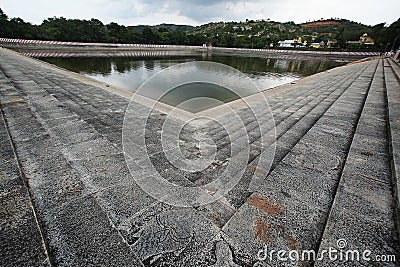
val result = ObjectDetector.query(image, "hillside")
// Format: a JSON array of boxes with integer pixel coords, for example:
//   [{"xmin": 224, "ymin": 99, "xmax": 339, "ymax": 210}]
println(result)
[
  {"xmin": 191, "ymin": 20, "xmax": 307, "ymax": 48},
  {"xmin": 189, "ymin": 19, "xmax": 392, "ymax": 49},
  {"xmin": 0, "ymin": 7, "xmax": 398, "ymax": 51},
  {"xmin": 133, "ymin": 23, "xmax": 194, "ymax": 33}
]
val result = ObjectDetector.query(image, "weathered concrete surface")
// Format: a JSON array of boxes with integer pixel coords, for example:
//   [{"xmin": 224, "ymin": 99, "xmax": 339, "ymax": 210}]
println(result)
[
  {"xmin": 0, "ymin": 47, "xmax": 399, "ymax": 266},
  {"xmin": 0, "ymin": 116, "xmax": 50, "ymax": 266}
]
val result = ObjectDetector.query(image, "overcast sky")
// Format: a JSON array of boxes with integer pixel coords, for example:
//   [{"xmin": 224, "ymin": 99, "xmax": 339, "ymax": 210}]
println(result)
[{"xmin": 1, "ymin": 0, "xmax": 398, "ymax": 26}]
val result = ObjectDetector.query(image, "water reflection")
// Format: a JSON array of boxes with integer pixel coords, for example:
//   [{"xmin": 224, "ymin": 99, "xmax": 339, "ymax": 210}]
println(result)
[
  {"xmin": 134, "ymin": 61, "xmax": 263, "ymax": 112},
  {"xmin": 41, "ymin": 54, "xmax": 345, "ymax": 110},
  {"xmin": 158, "ymin": 82, "xmax": 239, "ymax": 112},
  {"xmin": 42, "ymin": 56, "xmax": 196, "ymax": 75}
]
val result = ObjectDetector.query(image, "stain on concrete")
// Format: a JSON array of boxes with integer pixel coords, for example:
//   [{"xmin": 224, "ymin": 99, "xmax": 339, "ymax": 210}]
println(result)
[
  {"xmin": 287, "ymin": 235, "xmax": 298, "ymax": 250},
  {"xmin": 253, "ymin": 219, "xmax": 269, "ymax": 243},
  {"xmin": 247, "ymin": 194, "xmax": 283, "ymax": 216}
]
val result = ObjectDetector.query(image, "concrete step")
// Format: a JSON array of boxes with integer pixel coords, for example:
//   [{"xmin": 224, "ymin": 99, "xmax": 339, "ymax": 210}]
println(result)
[
  {"xmin": 219, "ymin": 59, "xmax": 380, "ymax": 266},
  {"xmin": 191, "ymin": 59, "xmax": 369, "ymax": 234},
  {"xmin": 0, "ymin": 49, "xmax": 224, "ymax": 266},
  {"xmin": 198, "ymin": 63, "xmax": 367, "ymax": 171},
  {"xmin": 206, "ymin": 64, "xmax": 365, "ymax": 144},
  {"xmin": 0, "ymin": 72, "xmax": 51, "ymax": 266},
  {"xmin": 388, "ymin": 59, "xmax": 400, "ymax": 80},
  {"xmin": 130, "ymin": 62, "xmax": 369, "ymax": 231},
  {"xmin": 186, "ymin": 63, "xmax": 370, "ymax": 228},
  {"xmin": 222, "ymin": 62, "xmax": 369, "ymax": 206},
  {"xmin": 5, "ymin": 64, "xmax": 128, "ymax": 147},
  {"xmin": 315, "ymin": 59, "xmax": 399, "ymax": 266},
  {"xmin": 385, "ymin": 58, "xmax": 400, "ymax": 245},
  {"xmin": 0, "ymin": 55, "xmax": 144, "ymax": 266}
]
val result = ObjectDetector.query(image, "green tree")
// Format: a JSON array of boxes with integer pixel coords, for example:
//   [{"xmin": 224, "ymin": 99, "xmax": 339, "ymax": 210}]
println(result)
[
  {"xmin": 125, "ymin": 26, "xmax": 141, "ymax": 43},
  {"xmin": 382, "ymin": 19, "xmax": 400, "ymax": 50},
  {"xmin": 87, "ymin": 19, "xmax": 107, "ymax": 42},
  {"xmin": 106, "ymin": 22, "xmax": 127, "ymax": 43},
  {"xmin": 0, "ymin": 8, "xmax": 8, "ymax": 20},
  {"xmin": 141, "ymin": 27, "xmax": 160, "ymax": 44}
]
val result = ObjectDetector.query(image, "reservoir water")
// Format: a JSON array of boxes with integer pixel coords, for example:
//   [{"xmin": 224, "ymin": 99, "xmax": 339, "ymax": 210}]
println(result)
[{"xmin": 41, "ymin": 53, "xmax": 346, "ymax": 112}]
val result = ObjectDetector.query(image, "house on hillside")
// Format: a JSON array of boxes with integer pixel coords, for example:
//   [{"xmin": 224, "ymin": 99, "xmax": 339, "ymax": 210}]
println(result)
[
  {"xmin": 310, "ymin": 43, "xmax": 320, "ymax": 48},
  {"xmin": 347, "ymin": 33, "xmax": 375, "ymax": 46},
  {"xmin": 278, "ymin": 40, "xmax": 295, "ymax": 47},
  {"xmin": 278, "ymin": 38, "xmax": 307, "ymax": 48},
  {"xmin": 310, "ymin": 41, "xmax": 325, "ymax": 48},
  {"xmin": 327, "ymin": 39, "xmax": 337, "ymax": 48},
  {"xmin": 359, "ymin": 33, "xmax": 374, "ymax": 45}
]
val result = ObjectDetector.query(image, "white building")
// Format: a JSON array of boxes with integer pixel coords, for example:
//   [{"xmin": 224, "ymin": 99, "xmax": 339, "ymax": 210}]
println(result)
[
  {"xmin": 310, "ymin": 43, "xmax": 321, "ymax": 48},
  {"xmin": 278, "ymin": 40, "xmax": 295, "ymax": 47}
]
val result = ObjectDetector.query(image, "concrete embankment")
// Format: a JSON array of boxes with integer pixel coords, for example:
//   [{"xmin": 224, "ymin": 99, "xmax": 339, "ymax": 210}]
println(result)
[
  {"xmin": 0, "ymin": 47, "xmax": 399, "ymax": 266},
  {"xmin": 0, "ymin": 38, "xmax": 379, "ymax": 61}
]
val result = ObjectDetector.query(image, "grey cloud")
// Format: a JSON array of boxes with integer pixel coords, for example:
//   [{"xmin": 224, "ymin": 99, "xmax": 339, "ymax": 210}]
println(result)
[{"xmin": 118, "ymin": 0, "xmax": 266, "ymax": 24}]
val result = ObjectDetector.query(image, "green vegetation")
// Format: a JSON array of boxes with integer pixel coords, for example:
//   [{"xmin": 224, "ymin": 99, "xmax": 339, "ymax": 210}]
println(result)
[
  {"xmin": 0, "ymin": 8, "xmax": 399, "ymax": 51},
  {"xmin": 194, "ymin": 19, "xmax": 400, "ymax": 50},
  {"xmin": 193, "ymin": 20, "xmax": 304, "ymax": 48},
  {"xmin": 0, "ymin": 9, "xmax": 202, "ymax": 45}
]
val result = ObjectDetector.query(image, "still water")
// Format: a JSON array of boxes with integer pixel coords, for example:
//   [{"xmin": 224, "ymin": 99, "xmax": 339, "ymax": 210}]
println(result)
[{"xmin": 41, "ymin": 54, "xmax": 345, "ymax": 112}]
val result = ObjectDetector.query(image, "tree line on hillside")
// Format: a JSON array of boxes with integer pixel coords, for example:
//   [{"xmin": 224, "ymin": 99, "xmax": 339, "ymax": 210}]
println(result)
[
  {"xmin": 0, "ymin": 9, "xmax": 206, "ymax": 45},
  {"xmin": 318, "ymin": 20, "xmax": 399, "ymax": 50},
  {"xmin": 193, "ymin": 19, "xmax": 400, "ymax": 51},
  {"xmin": 0, "ymin": 8, "xmax": 399, "ymax": 51}
]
